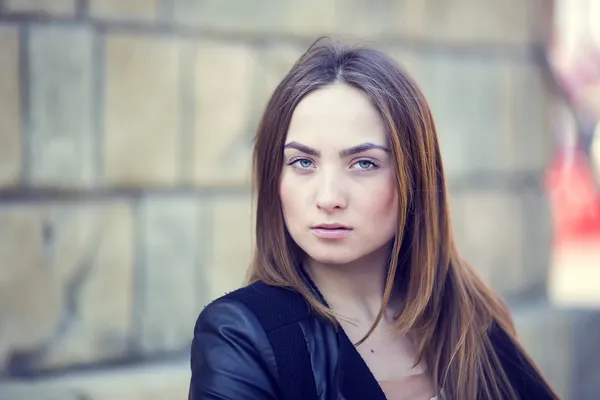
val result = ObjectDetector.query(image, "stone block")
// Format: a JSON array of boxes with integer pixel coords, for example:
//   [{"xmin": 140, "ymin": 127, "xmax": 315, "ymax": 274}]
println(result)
[
  {"xmin": 450, "ymin": 190, "xmax": 550, "ymax": 298},
  {"xmin": 197, "ymin": 41, "xmax": 305, "ymax": 186},
  {"xmin": 400, "ymin": 52, "xmax": 439, "ymax": 105},
  {"xmin": 170, "ymin": 0, "xmax": 543, "ymax": 44},
  {"xmin": 0, "ymin": 384, "xmax": 78, "ymax": 400},
  {"xmin": 0, "ymin": 206, "xmax": 56, "ymax": 372},
  {"xmin": 520, "ymin": 191, "xmax": 553, "ymax": 288},
  {"xmin": 416, "ymin": 55, "xmax": 469, "ymax": 176},
  {"xmin": 27, "ymin": 25, "xmax": 94, "ymax": 188},
  {"xmin": 68, "ymin": 361, "xmax": 190, "ymax": 400},
  {"xmin": 259, "ymin": 43, "xmax": 304, "ymax": 103},
  {"xmin": 88, "ymin": 0, "xmax": 159, "ymax": 21},
  {"xmin": 387, "ymin": 47, "xmax": 422, "ymax": 84},
  {"xmin": 0, "ymin": 360, "xmax": 189, "ymax": 400},
  {"xmin": 508, "ymin": 62, "xmax": 552, "ymax": 174},
  {"xmin": 331, "ymin": 0, "xmax": 398, "ymax": 38},
  {"xmin": 421, "ymin": 0, "xmax": 475, "ymax": 43},
  {"xmin": 420, "ymin": 55, "xmax": 510, "ymax": 178},
  {"xmin": 192, "ymin": 41, "xmax": 258, "ymax": 187},
  {"xmin": 284, "ymin": 0, "xmax": 341, "ymax": 36},
  {"xmin": 420, "ymin": 0, "xmax": 536, "ymax": 45},
  {"xmin": 103, "ymin": 34, "xmax": 180, "ymax": 186},
  {"xmin": 0, "ymin": 26, "xmax": 21, "ymax": 188},
  {"xmin": 465, "ymin": 0, "xmax": 533, "ymax": 45},
  {"xmin": 416, "ymin": 54, "xmax": 550, "ymax": 179},
  {"xmin": 3, "ymin": 0, "xmax": 76, "ymax": 16},
  {"xmin": 136, "ymin": 196, "xmax": 200, "ymax": 354},
  {"xmin": 389, "ymin": 1, "xmax": 429, "ymax": 39},
  {"xmin": 203, "ymin": 195, "xmax": 254, "ymax": 303},
  {"xmin": 0, "ymin": 201, "xmax": 134, "ymax": 375},
  {"xmin": 172, "ymin": 0, "xmax": 336, "ymax": 36},
  {"xmin": 251, "ymin": 43, "xmax": 304, "ymax": 134}
]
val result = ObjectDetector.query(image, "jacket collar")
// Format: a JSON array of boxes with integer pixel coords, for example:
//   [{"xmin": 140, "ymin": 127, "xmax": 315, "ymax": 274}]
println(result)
[
  {"xmin": 299, "ymin": 267, "xmax": 387, "ymax": 400},
  {"xmin": 336, "ymin": 327, "xmax": 387, "ymax": 400}
]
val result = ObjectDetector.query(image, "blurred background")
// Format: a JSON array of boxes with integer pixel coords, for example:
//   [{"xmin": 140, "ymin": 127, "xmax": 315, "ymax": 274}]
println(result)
[{"xmin": 0, "ymin": 1, "xmax": 599, "ymax": 399}]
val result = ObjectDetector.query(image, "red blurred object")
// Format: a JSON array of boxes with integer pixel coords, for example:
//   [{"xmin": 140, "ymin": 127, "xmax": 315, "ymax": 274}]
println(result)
[
  {"xmin": 546, "ymin": 145, "xmax": 600, "ymax": 307},
  {"xmin": 545, "ymin": 146, "xmax": 600, "ymax": 248},
  {"xmin": 546, "ymin": 0, "xmax": 600, "ymax": 307}
]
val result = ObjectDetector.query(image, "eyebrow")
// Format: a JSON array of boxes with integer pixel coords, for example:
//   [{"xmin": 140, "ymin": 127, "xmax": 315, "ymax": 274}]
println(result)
[{"xmin": 284, "ymin": 141, "xmax": 390, "ymax": 157}]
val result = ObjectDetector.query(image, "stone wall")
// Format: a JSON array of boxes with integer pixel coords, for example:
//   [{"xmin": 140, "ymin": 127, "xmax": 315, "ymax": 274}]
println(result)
[{"xmin": 0, "ymin": 1, "xmax": 598, "ymax": 399}]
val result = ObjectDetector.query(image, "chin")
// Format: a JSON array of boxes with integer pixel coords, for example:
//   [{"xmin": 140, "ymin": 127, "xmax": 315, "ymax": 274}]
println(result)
[
  {"xmin": 302, "ymin": 245, "xmax": 364, "ymax": 266},
  {"xmin": 307, "ymin": 254, "xmax": 358, "ymax": 266}
]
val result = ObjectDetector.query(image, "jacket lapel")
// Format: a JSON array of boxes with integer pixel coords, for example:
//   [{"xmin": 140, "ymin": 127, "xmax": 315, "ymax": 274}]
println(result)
[
  {"xmin": 300, "ymin": 267, "xmax": 387, "ymax": 400},
  {"xmin": 337, "ymin": 327, "xmax": 387, "ymax": 400}
]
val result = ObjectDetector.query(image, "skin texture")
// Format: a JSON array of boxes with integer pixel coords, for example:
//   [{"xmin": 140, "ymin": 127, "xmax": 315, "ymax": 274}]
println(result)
[{"xmin": 280, "ymin": 82, "xmax": 398, "ymax": 270}]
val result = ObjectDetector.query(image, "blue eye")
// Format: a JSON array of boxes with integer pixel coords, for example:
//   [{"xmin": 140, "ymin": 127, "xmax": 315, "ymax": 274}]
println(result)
[
  {"xmin": 298, "ymin": 159, "xmax": 313, "ymax": 168},
  {"xmin": 355, "ymin": 160, "xmax": 376, "ymax": 170},
  {"xmin": 289, "ymin": 158, "xmax": 314, "ymax": 169}
]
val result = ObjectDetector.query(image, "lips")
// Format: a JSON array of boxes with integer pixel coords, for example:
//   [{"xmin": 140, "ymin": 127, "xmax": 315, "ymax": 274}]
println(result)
[{"xmin": 311, "ymin": 224, "xmax": 353, "ymax": 239}]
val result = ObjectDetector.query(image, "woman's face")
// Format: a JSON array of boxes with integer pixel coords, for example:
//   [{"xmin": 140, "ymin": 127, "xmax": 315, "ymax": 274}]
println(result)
[{"xmin": 280, "ymin": 82, "xmax": 399, "ymax": 266}]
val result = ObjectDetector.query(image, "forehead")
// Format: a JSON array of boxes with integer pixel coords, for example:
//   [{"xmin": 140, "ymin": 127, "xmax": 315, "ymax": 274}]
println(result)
[{"xmin": 286, "ymin": 82, "xmax": 387, "ymax": 147}]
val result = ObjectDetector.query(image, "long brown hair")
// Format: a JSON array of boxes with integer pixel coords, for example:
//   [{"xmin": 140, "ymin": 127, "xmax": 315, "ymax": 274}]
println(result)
[{"xmin": 248, "ymin": 37, "xmax": 557, "ymax": 399}]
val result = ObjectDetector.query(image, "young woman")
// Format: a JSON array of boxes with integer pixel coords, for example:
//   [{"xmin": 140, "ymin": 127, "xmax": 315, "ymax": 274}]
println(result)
[{"xmin": 189, "ymin": 38, "xmax": 559, "ymax": 400}]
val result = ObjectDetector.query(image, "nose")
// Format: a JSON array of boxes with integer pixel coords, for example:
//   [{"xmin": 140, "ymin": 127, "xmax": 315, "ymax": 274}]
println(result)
[{"xmin": 315, "ymin": 171, "xmax": 347, "ymax": 213}]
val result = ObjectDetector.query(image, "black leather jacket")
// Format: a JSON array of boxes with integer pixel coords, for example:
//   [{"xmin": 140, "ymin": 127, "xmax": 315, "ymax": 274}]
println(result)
[
  {"xmin": 189, "ymin": 282, "xmax": 353, "ymax": 400},
  {"xmin": 189, "ymin": 282, "xmax": 557, "ymax": 400}
]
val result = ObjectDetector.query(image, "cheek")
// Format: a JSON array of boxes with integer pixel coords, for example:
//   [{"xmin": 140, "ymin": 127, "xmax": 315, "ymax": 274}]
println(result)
[
  {"xmin": 364, "ymin": 176, "xmax": 399, "ymax": 221},
  {"xmin": 279, "ymin": 173, "xmax": 300, "ymax": 220}
]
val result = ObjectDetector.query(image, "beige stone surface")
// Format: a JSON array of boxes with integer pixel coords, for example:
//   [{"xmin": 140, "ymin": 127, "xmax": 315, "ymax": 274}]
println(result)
[
  {"xmin": 0, "ymin": 26, "xmax": 21, "ymax": 188},
  {"xmin": 450, "ymin": 190, "xmax": 549, "ymax": 297},
  {"xmin": 396, "ymin": 1, "xmax": 430, "ymax": 39},
  {"xmin": 4, "ymin": 0, "xmax": 75, "ymax": 16},
  {"xmin": 421, "ymin": 0, "xmax": 539, "ymax": 45},
  {"xmin": 173, "ymin": 0, "xmax": 336, "ymax": 36},
  {"xmin": 259, "ymin": 44, "xmax": 304, "ymax": 105},
  {"xmin": 507, "ymin": 61, "xmax": 553, "ymax": 173},
  {"xmin": 27, "ymin": 25, "xmax": 95, "ymax": 188},
  {"xmin": 40, "ymin": 202, "xmax": 135, "ymax": 370},
  {"xmin": 388, "ymin": 48, "xmax": 422, "ymax": 80},
  {"xmin": 417, "ymin": 55, "xmax": 510, "ymax": 177},
  {"xmin": 331, "ymin": 1, "xmax": 396, "ymax": 38},
  {"xmin": 0, "ymin": 206, "xmax": 59, "ymax": 370},
  {"xmin": 171, "ymin": 0, "xmax": 441, "ymax": 40},
  {"xmin": 89, "ymin": 0, "xmax": 159, "ymax": 21},
  {"xmin": 466, "ymin": 0, "xmax": 534, "ymax": 45},
  {"xmin": 192, "ymin": 41, "xmax": 258, "ymax": 187},
  {"xmin": 104, "ymin": 34, "xmax": 180, "ymax": 186},
  {"xmin": 172, "ymin": 0, "xmax": 542, "ymax": 44},
  {"xmin": 413, "ymin": 54, "xmax": 551, "ymax": 178},
  {"xmin": 284, "ymin": 0, "xmax": 337, "ymax": 36},
  {"xmin": 0, "ymin": 202, "xmax": 135, "ymax": 374},
  {"xmin": 137, "ymin": 196, "xmax": 200, "ymax": 353},
  {"xmin": 204, "ymin": 196, "xmax": 254, "ymax": 303},
  {"xmin": 421, "ymin": 0, "xmax": 475, "ymax": 43},
  {"xmin": 0, "ymin": 360, "xmax": 189, "ymax": 400},
  {"xmin": 248, "ymin": 43, "xmax": 304, "ymax": 139}
]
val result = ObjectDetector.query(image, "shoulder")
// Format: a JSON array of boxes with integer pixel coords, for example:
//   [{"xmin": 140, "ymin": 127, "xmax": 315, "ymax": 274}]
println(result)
[
  {"xmin": 190, "ymin": 282, "xmax": 318, "ymax": 399},
  {"xmin": 191, "ymin": 282, "xmax": 294, "ymax": 399},
  {"xmin": 200, "ymin": 281, "xmax": 312, "ymax": 333},
  {"xmin": 489, "ymin": 322, "xmax": 558, "ymax": 399}
]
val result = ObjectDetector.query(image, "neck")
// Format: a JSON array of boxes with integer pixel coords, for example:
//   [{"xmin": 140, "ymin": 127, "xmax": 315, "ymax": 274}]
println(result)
[{"xmin": 304, "ymin": 244, "xmax": 396, "ymax": 325}]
